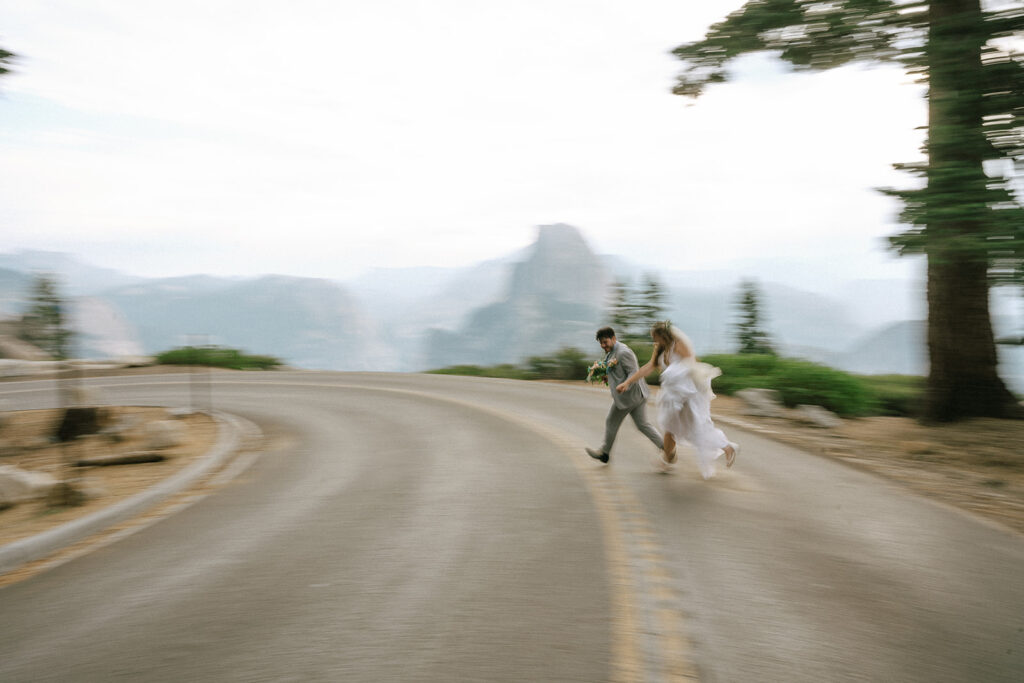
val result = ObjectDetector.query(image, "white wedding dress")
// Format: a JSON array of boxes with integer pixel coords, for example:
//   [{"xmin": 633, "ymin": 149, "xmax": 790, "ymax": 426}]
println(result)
[{"xmin": 656, "ymin": 348, "xmax": 730, "ymax": 479}]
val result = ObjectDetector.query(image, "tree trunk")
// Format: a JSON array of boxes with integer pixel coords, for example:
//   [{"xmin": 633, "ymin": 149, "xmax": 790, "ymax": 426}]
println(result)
[
  {"xmin": 925, "ymin": 251, "xmax": 1019, "ymax": 419},
  {"xmin": 924, "ymin": 0, "xmax": 1022, "ymax": 420}
]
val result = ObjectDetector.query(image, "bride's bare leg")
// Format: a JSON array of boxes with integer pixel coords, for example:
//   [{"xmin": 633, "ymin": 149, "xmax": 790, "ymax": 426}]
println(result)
[
  {"xmin": 663, "ymin": 433, "xmax": 676, "ymax": 464},
  {"xmin": 724, "ymin": 442, "xmax": 737, "ymax": 468}
]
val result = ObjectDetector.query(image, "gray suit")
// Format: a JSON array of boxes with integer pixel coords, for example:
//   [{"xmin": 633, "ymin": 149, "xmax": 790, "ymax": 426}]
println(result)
[{"xmin": 599, "ymin": 341, "xmax": 664, "ymax": 455}]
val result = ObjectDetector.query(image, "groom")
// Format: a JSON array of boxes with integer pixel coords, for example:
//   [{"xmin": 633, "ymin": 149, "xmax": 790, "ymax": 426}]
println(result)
[{"xmin": 586, "ymin": 327, "xmax": 664, "ymax": 463}]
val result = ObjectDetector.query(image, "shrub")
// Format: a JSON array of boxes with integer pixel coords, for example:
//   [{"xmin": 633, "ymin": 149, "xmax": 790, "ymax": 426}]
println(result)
[
  {"xmin": 428, "ymin": 364, "xmax": 532, "ymax": 380},
  {"xmin": 702, "ymin": 353, "xmax": 878, "ymax": 417},
  {"xmin": 528, "ymin": 347, "xmax": 590, "ymax": 380},
  {"xmin": 858, "ymin": 374, "xmax": 925, "ymax": 417},
  {"xmin": 701, "ymin": 353, "xmax": 778, "ymax": 394},
  {"xmin": 767, "ymin": 360, "xmax": 878, "ymax": 417},
  {"xmin": 156, "ymin": 346, "xmax": 282, "ymax": 370}
]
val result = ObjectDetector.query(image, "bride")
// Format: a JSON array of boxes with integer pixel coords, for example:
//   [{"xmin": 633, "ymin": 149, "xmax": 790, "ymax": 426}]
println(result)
[{"xmin": 617, "ymin": 321, "xmax": 738, "ymax": 477}]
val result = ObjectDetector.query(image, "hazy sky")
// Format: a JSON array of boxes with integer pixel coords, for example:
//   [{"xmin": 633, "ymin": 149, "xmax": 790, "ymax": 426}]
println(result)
[{"xmin": 0, "ymin": 1, "xmax": 928, "ymax": 290}]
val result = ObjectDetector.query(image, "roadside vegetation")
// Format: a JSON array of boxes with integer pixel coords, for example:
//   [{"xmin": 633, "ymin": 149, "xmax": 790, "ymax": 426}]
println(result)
[
  {"xmin": 155, "ymin": 346, "xmax": 283, "ymax": 370},
  {"xmin": 429, "ymin": 349, "xmax": 925, "ymax": 418}
]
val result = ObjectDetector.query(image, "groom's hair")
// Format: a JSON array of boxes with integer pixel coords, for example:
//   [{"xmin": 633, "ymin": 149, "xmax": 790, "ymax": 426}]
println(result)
[{"xmin": 596, "ymin": 327, "xmax": 615, "ymax": 341}]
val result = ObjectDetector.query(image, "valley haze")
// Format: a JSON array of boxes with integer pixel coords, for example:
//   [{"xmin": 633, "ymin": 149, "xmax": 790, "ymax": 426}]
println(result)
[{"xmin": 1, "ymin": 224, "xmax": 1021, "ymax": 392}]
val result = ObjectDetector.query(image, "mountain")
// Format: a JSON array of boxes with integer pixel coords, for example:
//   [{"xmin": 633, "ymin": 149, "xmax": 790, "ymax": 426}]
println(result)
[
  {"xmin": 423, "ymin": 224, "xmax": 611, "ymax": 368},
  {"xmin": 69, "ymin": 297, "xmax": 146, "ymax": 359},
  {"xmin": 0, "ymin": 267, "xmax": 32, "ymax": 318},
  {"xmin": 0, "ymin": 228, "xmax": 974, "ymax": 379},
  {"xmin": 831, "ymin": 320, "xmax": 927, "ymax": 376},
  {"xmin": 0, "ymin": 250, "xmax": 142, "ymax": 295},
  {"xmin": 100, "ymin": 275, "xmax": 387, "ymax": 370}
]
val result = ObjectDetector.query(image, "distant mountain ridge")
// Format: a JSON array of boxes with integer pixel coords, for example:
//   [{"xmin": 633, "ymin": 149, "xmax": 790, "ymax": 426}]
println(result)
[
  {"xmin": 6, "ymin": 226, "xmax": 1018, "ymax": 391},
  {"xmin": 424, "ymin": 224, "xmax": 611, "ymax": 368}
]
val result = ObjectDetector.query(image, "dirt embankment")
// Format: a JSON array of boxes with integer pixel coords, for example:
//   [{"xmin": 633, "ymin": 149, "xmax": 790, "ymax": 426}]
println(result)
[{"xmin": 710, "ymin": 395, "xmax": 1024, "ymax": 535}]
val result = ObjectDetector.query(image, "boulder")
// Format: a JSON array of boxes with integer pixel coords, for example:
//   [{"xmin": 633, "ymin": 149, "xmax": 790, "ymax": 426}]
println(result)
[
  {"xmin": 143, "ymin": 420, "xmax": 186, "ymax": 450},
  {"xmin": 0, "ymin": 335, "xmax": 50, "ymax": 361},
  {"xmin": 793, "ymin": 404, "xmax": 843, "ymax": 429},
  {"xmin": 46, "ymin": 480, "xmax": 86, "ymax": 508},
  {"xmin": 56, "ymin": 406, "xmax": 107, "ymax": 442},
  {"xmin": 100, "ymin": 414, "xmax": 141, "ymax": 443},
  {"xmin": 0, "ymin": 465, "xmax": 59, "ymax": 506},
  {"xmin": 735, "ymin": 388, "xmax": 786, "ymax": 418}
]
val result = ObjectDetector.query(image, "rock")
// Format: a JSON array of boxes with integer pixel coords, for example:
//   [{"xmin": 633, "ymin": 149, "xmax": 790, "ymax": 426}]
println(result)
[
  {"xmin": 793, "ymin": 404, "xmax": 843, "ymax": 429},
  {"xmin": 0, "ymin": 465, "xmax": 59, "ymax": 506},
  {"xmin": 735, "ymin": 388, "xmax": 786, "ymax": 418},
  {"xmin": 56, "ymin": 406, "xmax": 106, "ymax": 442},
  {"xmin": 143, "ymin": 420, "xmax": 186, "ymax": 449},
  {"xmin": 45, "ymin": 481, "xmax": 87, "ymax": 508},
  {"xmin": 0, "ymin": 335, "xmax": 50, "ymax": 361},
  {"xmin": 24, "ymin": 436, "xmax": 54, "ymax": 451},
  {"xmin": 100, "ymin": 414, "xmax": 141, "ymax": 443}
]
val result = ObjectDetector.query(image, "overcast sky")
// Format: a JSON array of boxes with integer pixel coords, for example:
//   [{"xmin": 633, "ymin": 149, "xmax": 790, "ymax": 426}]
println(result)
[{"xmin": 0, "ymin": 1, "xmax": 929, "ymax": 292}]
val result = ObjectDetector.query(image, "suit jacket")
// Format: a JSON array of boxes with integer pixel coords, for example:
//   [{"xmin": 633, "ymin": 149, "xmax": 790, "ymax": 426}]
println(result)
[{"xmin": 606, "ymin": 341, "xmax": 649, "ymax": 410}]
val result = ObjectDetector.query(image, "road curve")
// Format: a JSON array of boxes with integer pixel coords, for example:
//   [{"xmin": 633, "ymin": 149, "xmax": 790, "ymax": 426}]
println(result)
[{"xmin": 1, "ymin": 372, "xmax": 1022, "ymax": 682}]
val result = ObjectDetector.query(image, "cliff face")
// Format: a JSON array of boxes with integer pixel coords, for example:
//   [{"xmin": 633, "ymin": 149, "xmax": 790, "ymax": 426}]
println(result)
[
  {"xmin": 507, "ymin": 223, "xmax": 608, "ymax": 304},
  {"xmin": 100, "ymin": 275, "xmax": 388, "ymax": 370},
  {"xmin": 424, "ymin": 224, "xmax": 610, "ymax": 368}
]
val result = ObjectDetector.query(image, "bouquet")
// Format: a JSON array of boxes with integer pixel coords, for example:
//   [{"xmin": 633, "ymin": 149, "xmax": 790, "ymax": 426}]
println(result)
[{"xmin": 586, "ymin": 357, "xmax": 618, "ymax": 385}]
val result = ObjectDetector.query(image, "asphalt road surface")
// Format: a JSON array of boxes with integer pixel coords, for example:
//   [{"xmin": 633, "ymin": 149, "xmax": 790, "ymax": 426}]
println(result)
[{"xmin": 1, "ymin": 372, "xmax": 1022, "ymax": 682}]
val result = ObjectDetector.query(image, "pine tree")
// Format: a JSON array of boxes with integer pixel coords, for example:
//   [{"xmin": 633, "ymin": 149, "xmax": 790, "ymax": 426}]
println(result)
[
  {"xmin": 607, "ymin": 274, "xmax": 669, "ymax": 340},
  {"xmin": 671, "ymin": 0, "xmax": 1024, "ymax": 420},
  {"xmin": 0, "ymin": 44, "xmax": 14, "ymax": 84},
  {"xmin": 20, "ymin": 274, "xmax": 72, "ymax": 360},
  {"xmin": 734, "ymin": 280, "xmax": 776, "ymax": 355},
  {"xmin": 607, "ymin": 279, "xmax": 639, "ymax": 338},
  {"xmin": 636, "ymin": 273, "xmax": 668, "ymax": 331}
]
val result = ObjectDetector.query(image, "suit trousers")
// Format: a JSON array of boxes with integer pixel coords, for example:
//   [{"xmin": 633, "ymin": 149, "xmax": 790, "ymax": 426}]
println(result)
[{"xmin": 601, "ymin": 399, "xmax": 664, "ymax": 454}]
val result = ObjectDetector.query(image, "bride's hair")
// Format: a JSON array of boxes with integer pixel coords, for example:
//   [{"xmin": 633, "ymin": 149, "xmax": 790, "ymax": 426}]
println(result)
[
  {"xmin": 650, "ymin": 321, "xmax": 674, "ymax": 365},
  {"xmin": 650, "ymin": 320, "xmax": 695, "ymax": 365}
]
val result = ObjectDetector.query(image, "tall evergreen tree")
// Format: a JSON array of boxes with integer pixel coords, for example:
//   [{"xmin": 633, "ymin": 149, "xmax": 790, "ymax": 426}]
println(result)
[
  {"xmin": 607, "ymin": 274, "xmax": 670, "ymax": 340},
  {"xmin": 672, "ymin": 0, "xmax": 1024, "ymax": 421},
  {"xmin": 734, "ymin": 279, "xmax": 776, "ymax": 354},
  {"xmin": 20, "ymin": 274, "xmax": 72, "ymax": 360},
  {"xmin": 636, "ymin": 273, "xmax": 669, "ymax": 331},
  {"xmin": 607, "ymin": 279, "xmax": 637, "ymax": 337},
  {"xmin": 0, "ymin": 43, "xmax": 14, "ymax": 83}
]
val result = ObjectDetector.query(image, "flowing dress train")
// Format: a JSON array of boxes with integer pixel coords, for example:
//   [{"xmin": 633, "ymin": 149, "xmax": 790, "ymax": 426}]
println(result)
[{"xmin": 656, "ymin": 349, "xmax": 729, "ymax": 479}]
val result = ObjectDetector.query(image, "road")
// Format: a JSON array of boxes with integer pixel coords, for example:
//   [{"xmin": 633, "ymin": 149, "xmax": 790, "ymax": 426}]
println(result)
[{"xmin": 1, "ymin": 372, "xmax": 1022, "ymax": 682}]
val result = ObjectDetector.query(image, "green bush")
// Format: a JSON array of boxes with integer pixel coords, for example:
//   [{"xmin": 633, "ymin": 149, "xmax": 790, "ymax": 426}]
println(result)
[
  {"xmin": 702, "ymin": 353, "xmax": 879, "ymax": 417},
  {"xmin": 858, "ymin": 374, "xmax": 925, "ymax": 417},
  {"xmin": 428, "ymin": 364, "xmax": 532, "ymax": 380},
  {"xmin": 430, "ymin": 347, "xmax": 594, "ymax": 381},
  {"xmin": 527, "ymin": 347, "xmax": 590, "ymax": 380},
  {"xmin": 767, "ymin": 360, "xmax": 878, "ymax": 417},
  {"xmin": 155, "ymin": 346, "xmax": 282, "ymax": 370},
  {"xmin": 701, "ymin": 353, "xmax": 778, "ymax": 395}
]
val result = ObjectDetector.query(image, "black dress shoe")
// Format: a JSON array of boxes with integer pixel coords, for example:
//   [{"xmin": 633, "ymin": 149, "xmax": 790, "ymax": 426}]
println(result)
[{"xmin": 585, "ymin": 447, "xmax": 609, "ymax": 463}]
